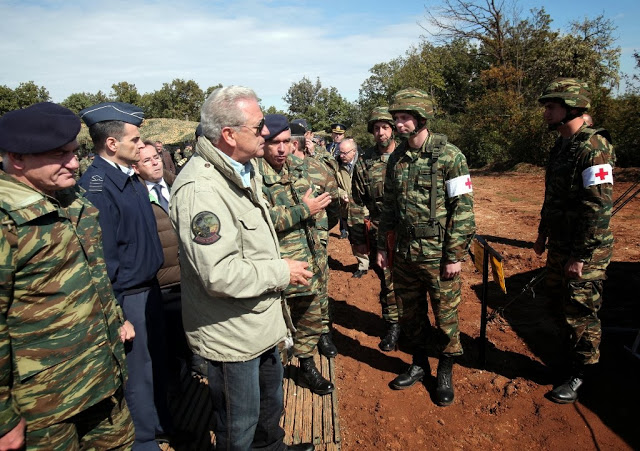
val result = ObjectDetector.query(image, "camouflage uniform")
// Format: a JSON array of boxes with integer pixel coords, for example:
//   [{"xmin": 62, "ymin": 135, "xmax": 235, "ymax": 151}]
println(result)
[
  {"xmin": 257, "ymin": 155, "xmax": 326, "ymax": 358},
  {"xmin": 0, "ymin": 172, "xmax": 133, "ymax": 447},
  {"xmin": 349, "ymin": 146, "xmax": 399, "ymax": 322},
  {"xmin": 378, "ymin": 135, "xmax": 475, "ymax": 356},
  {"xmin": 304, "ymin": 155, "xmax": 339, "ymax": 330},
  {"xmin": 538, "ymin": 79, "xmax": 615, "ymax": 367}
]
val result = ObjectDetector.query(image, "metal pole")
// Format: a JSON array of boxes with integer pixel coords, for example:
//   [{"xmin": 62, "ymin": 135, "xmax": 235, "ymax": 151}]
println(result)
[{"xmin": 479, "ymin": 244, "xmax": 489, "ymax": 368}]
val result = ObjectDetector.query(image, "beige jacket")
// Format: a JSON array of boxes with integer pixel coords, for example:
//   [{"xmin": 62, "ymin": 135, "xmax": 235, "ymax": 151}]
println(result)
[{"xmin": 169, "ymin": 137, "xmax": 290, "ymax": 362}]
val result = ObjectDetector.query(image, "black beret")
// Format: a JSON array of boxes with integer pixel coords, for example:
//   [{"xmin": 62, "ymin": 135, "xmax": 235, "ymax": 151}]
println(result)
[
  {"xmin": 195, "ymin": 123, "xmax": 203, "ymax": 138},
  {"xmin": 79, "ymin": 102, "xmax": 144, "ymax": 127},
  {"xmin": 291, "ymin": 118, "xmax": 310, "ymax": 132},
  {"xmin": 290, "ymin": 122, "xmax": 306, "ymax": 136},
  {"xmin": 264, "ymin": 114, "xmax": 289, "ymax": 141},
  {"xmin": 331, "ymin": 123, "xmax": 346, "ymax": 133},
  {"xmin": 0, "ymin": 102, "xmax": 81, "ymax": 154}
]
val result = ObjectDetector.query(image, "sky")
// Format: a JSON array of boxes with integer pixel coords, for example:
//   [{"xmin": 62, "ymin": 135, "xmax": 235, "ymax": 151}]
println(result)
[{"xmin": 1, "ymin": 0, "xmax": 638, "ymax": 111}]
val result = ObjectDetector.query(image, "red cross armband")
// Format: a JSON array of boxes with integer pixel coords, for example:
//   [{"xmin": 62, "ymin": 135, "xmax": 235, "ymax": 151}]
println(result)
[
  {"xmin": 582, "ymin": 164, "xmax": 614, "ymax": 188},
  {"xmin": 445, "ymin": 174, "xmax": 473, "ymax": 198}
]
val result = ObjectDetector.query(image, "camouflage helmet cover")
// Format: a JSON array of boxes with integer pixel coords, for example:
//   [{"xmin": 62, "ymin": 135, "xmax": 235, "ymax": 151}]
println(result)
[
  {"xmin": 367, "ymin": 106, "xmax": 394, "ymax": 133},
  {"xmin": 388, "ymin": 88, "xmax": 435, "ymax": 120},
  {"xmin": 538, "ymin": 77, "xmax": 591, "ymax": 109}
]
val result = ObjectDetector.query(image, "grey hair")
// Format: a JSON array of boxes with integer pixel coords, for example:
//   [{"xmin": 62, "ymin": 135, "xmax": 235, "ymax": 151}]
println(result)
[
  {"xmin": 200, "ymin": 86, "xmax": 259, "ymax": 143},
  {"xmin": 290, "ymin": 135, "xmax": 305, "ymax": 151}
]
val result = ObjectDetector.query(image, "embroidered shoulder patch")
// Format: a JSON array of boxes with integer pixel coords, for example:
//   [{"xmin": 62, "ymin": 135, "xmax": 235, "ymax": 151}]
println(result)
[
  {"xmin": 192, "ymin": 211, "xmax": 221, "ymax": 245},
  {"xmin": 88, "ymin": 174, "xmax": 104, "ymax": 192}
]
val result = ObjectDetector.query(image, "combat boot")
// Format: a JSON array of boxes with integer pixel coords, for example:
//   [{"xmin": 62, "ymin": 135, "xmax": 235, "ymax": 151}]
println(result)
[
  {"xmin": 379, "ymin": 323, "xmax": 401, "ymax": 352},
  {"xmin": 390, "ymin": 355, "xmax": 429, "ymax": 390},
  {"xmin": 299, "ymin": 357, "xmax": 334, "ymax": 395},
  {"xmin": 317, "ymin": 333, "xmax": 338, "ymax": 358},
  {"xmin": 435, "ymin": 356, "xmax": 455, "ymax": 406},
  {"xmin": 548, "ymin": 364, "xmax": 586, "ymax": 404}
]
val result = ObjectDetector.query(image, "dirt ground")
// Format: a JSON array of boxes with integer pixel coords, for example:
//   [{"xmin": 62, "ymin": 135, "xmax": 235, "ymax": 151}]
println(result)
[{"xmin": 327, "ymin": 167, "xmax": 640, "ymax": 450}]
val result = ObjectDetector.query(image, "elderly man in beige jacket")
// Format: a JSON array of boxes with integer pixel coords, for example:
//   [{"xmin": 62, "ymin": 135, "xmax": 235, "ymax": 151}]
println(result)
[{"xmin": 170, "ymin": 86, "xmax": 315, "ymax": 451}]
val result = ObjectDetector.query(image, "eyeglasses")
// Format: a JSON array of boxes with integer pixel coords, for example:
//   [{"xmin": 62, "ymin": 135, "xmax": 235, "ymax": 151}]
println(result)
[
  {"xmin": 235, "ymin": 117, "xmax": 265, "ymax": 135},
  {"xmin": 338, "ymin": 149, "xmax": 355, "ymax": 156}
]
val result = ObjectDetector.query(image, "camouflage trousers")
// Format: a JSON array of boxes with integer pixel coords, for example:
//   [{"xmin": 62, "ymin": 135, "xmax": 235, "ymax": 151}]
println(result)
[
  {"xmin": 393, "ymin": 255, "xmax": 463, "ymax": 356},
  {"xmin": 546, "ymin": 246, "xmax": 611, "ymax": 365},
  {"xmin": 318, "ymin": 241, "xmax": 332, "ymax": 329},
  {"xmin": 287, "ymin": 292, "xmax": 327, "ymax": 359},
  {"xmin": 26, "ymin": 387, "xmax": 134, "ymax": 450},
  {"xmin": 369, "ymin": 237, "xmax": 399, "ymax": 323}
]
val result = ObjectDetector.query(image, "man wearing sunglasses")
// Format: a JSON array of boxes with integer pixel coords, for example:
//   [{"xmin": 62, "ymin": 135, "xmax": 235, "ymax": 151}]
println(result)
[{"xmin": 169, "ymin": 87, "xmax": 314, "ymax": 451}]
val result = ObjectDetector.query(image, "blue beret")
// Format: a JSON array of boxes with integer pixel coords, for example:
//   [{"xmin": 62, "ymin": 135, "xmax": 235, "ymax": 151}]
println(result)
[
  {"xmin": 291, "ymin": 118, "xmax": 310, "ymax": 132},
  {"xmin": 0, "ymin": 102, "xmax": 81, "ymax": 154},
  {"xmin": 264, "ymin": 114, "xmax": 289, "ymax": 141},
  {"xmin": 290, "ymin": 122, "xmax": 306, "ymax": 136},
  {"xmin": 331, "ymin": 123, "xmax": 346, "ymax": 134},
  {"xmin": 79, "ymin": 102, "xmax": 144, "ymax": 127}
]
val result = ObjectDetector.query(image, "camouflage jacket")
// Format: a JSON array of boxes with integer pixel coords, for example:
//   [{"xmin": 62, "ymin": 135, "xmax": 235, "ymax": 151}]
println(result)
[
  {"xmin": 377, "ymin": 133, "xmax": 476, "ymax": 262},
  {"xmin": 0, "ymin": 171, "xmax": 127, "ymax": 434},
  {"xmin": 539, "ymin": 124, "xmax": 615, "ymax": 261},
  {"xmin": 257, "ymin": 155, "xmax": 322, "ymax": 297},
  {"xmin": 348, "ymin": 145, "xmax": 394, "ymax": 245},
  {"xmin": 304, "ymin": 156, "xmax": 340, "ymax": 246}
]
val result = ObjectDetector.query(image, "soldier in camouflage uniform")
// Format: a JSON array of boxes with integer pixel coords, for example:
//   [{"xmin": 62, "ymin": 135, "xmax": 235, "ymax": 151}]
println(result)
[
  {"xmin": 349, "ymin": 107, "xmax": 401, "ymax": 351},
  {"xmin": 534, "ymin": 78, "xmax": 615, "ymax": 404},
  {"xmin": 291, "ymin": 120, "xmax": 340, "ymax": 359},
  {"xmin": 257, "ymin": 115, "xmax": 334, "ymax": 395},
  {"xmin": 0, "ymin": 103, "xmax": 134, "ymax": 449},
  {"xmin": 377, "ymin": 89, "xmax": 475, "ymax": 406}
]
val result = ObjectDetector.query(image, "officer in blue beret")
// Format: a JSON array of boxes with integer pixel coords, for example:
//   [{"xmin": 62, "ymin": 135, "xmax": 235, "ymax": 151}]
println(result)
[
  {"xmin": 0, "ymin": 103, "xmax": 135, "ymax": 448},
  {"xmin": 77, "ymin": 102, "xmax": 172, "ymax": 450}
]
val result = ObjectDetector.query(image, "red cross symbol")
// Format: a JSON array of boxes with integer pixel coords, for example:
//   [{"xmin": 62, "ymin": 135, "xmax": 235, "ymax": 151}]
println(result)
[
  {"xmin": 465, "ymin": 177, "xmax": 473, "ymax": 189},
  {"xmin": 595, "ymin": 167, "xmax": 609, "ymax": 180}
]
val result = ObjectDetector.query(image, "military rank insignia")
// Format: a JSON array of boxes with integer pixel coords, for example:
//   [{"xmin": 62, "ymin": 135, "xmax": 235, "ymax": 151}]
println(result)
[{"xmin": 192, "ymin": 211, "xmax": 221, "ymax": 245}]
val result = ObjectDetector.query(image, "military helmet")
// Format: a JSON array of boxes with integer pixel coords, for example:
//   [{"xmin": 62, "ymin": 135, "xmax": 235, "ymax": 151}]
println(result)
[
  {"xmin": 538, "ymin": 78, "xmax": 591, "ymax": 109},
  {"xmin": 367, "ymin": 106, "xmax": 394, "ymax": 133},
  {"xmin": 388, "ymin": 88, "xmax": 435, "ymax": 120}
]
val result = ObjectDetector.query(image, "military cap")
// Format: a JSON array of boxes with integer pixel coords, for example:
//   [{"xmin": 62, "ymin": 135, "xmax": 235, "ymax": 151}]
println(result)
[
  {"xmin": 331, "ymin": 123, "xmax": 346, "ymax": 134},
  {"xmin": 389, "ymin": 88, "xmax": 435, "ymax": 120},
  {"xmin": 264, "ymin": 114, "xmax": 289, "ymax": 141},
  {"xmin": 290, "ymin": 122, "xmax": 306, "ymax": 136},
  {"xmin": 367, "ymin": 106, "xmax": 395, "ymax": 133},
  {"xmin": 291, "ymin": 118, "xmax": 311, "ymax": 132},
  {"xmin": 538, "ymin": 78, "xmax": 591, "ymax": 109},
  {"xmin": 79, "ymin": 101, "xmax": 144, "ymax": 127},
  {"xmin": 0, "ymin": 102, "xmax": 81, "ymax": 154},
  {"xmin": 195, "ymin": 123, "xmax": 203, "ymax": 138}
]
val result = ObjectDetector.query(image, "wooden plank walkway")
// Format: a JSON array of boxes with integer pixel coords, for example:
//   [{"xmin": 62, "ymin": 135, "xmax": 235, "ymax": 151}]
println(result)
[{"xmin": 167, "ymin": 354, "xmax": 341, "ymax": 450}]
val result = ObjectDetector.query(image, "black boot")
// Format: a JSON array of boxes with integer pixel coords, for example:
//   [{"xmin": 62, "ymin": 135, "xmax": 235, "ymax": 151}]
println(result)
[
  {"xmin": 435, "ymin": 356, "xmax": 455, "ymax": 406},
  {"xmin": 548, "ymin": 365, "xmax": 585, "ymax": 404},
  {"xmin": 379, "ymin": 323, "xmax": 401, "ymax": 352},
  {"xmin": 299, "ymin": 357, "xmax": 334, "ymax": 395},
  {"xmin": 390, "ymin": 356, "xmax": 429, "ymax": 390},
  {"xmin": 317, "ymin": 333, "xmax": 338, "ymax": 358}
]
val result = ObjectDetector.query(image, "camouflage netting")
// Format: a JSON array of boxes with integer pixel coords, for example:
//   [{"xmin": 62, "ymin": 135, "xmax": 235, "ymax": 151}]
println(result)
[{"xmin": 77, "ymin": 118, "xmax": 199, "ymax": 153}]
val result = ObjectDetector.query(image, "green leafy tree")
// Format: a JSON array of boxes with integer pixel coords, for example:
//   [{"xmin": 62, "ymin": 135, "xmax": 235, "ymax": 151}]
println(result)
[
  {"xmin": 61, "ymin": 91, "xmax": 109, "ymax": 114},
  {"xmin": 111, "ymin": 81, "xmax": 141, "ymax": 105},
  {"xmin": 145, "ymin": 79, "xmax": 204, "ymax": 120}
]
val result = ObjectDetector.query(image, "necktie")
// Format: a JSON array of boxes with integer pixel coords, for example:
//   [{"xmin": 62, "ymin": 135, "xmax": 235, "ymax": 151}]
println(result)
[{"xmin": 152, "ymin": 184, "xmax": 169, "ymax": 212}]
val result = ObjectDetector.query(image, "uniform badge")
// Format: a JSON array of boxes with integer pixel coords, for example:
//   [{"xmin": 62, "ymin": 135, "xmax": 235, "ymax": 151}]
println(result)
[{"xmin": 192, "ymin": 211, "xmax": 221, "ymax": 245}]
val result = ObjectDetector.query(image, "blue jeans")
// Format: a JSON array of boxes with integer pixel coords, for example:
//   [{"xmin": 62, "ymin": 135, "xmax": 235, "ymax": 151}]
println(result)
[{"xmin": 206, "ymin": 346, "xmax": 286, "ymax": 451}]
